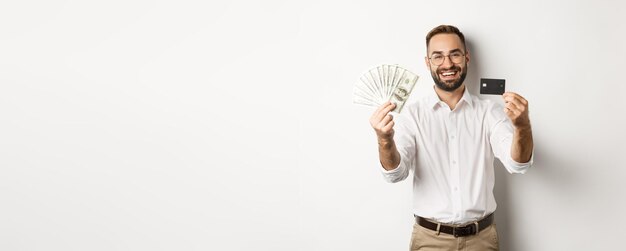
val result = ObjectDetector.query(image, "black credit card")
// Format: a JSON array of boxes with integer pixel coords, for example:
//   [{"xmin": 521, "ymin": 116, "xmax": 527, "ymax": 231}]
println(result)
[{"xmin": 480, "ymin": 78, "xmax": 505, "ymax": 95}]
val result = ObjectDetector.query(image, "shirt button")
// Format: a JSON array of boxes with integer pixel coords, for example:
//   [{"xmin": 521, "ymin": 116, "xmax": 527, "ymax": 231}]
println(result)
[
  {"xmin": 454, "ymin": 187, "xmax": 458, "ymax": 191},
  {"xmin": 452, "ymin": 160, "xmax": 457, "ymax": 165},
  {"xmin": 451, "ymin": 135, "xmax": 455, "ymax": 139}
]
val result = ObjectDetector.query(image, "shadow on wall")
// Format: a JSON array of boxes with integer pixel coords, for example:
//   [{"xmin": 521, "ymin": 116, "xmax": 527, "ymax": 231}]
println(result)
[
  {"xmin": 467, "ymin": 39, "xmax": 580, "ymax": 251},
  {"xmin": 493, "ymin": 139, "xmax": 580, "ymax": 251},
  {"xmin": 465, "ymin": 40, "xmax": 481, "ymax": 97}
]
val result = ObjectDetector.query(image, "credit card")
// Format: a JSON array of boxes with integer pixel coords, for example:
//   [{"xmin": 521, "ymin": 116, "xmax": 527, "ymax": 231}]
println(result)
[{"xmin": 480, "ymin": 78, "xmax": 505, "ymax": 95}]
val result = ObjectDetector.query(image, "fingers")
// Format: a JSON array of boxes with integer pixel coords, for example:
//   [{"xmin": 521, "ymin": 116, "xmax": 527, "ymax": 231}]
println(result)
[
  {"xmin": 379, "ymin": 102, "xmax": 396, "ymax": 116},
  {"xmin": 504, "ymin": 106, "xmax": 514, "ymax": 117},
  {"xmin": 504, "ymin": 103, "xmax": 521, "ymax": 117},
  {"xmin": 379, "ymin": 113, "xmax": 393, "ymax": 126},
  {"xmin": 503, "ymin": 92, "xmax": 531, "ymax": 128},
  {"xmin": 502, "ymin": 92, "xmax": 528, "ymax": 115},
  {"xmin": 503, "ymin": 92, "xmax": 528, "ymax": 107},
  {"xmin": 370, "ymin": 102, "xmax": 396, "ymax": 122},
  {"xmin": 370, "ymin": 102, "xmax": 397, "ymax": 138},
  {"xmin": 382, "ymin": 120, "xmax": 395, "ymax": 132}
]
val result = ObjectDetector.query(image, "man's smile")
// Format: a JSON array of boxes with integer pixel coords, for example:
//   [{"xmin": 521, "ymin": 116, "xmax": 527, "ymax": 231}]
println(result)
[{"xmin": 438, "ymin": 67, "xmax": 460, "ymax": 81}]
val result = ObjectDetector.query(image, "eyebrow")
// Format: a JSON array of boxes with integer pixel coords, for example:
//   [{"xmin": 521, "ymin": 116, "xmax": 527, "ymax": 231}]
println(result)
[{"xmin": 430, "ymin": 48, "xmax": 463, "ymax": 55}]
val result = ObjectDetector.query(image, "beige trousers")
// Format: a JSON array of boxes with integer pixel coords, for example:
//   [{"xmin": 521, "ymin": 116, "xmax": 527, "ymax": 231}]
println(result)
[{"xmin": 409, "ymin": 223, "xmax": 499, "ymax": 251}]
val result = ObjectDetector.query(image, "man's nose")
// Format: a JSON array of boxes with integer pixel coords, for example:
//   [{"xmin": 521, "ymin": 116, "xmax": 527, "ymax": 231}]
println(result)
[{"xmin": 440, "ymin": 55, "xmax": 453, "ymax": 68}]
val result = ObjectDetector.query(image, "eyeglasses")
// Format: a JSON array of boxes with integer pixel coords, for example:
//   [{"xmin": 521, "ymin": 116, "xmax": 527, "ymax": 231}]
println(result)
[{"xmin": 428, "ymin": 52, "xmax": 466, "ymax": 66}]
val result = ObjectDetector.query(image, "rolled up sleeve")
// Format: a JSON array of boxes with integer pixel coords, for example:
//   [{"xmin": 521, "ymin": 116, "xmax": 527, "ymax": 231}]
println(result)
[
  {"xmin": 490, "ymin": 117, "xmax": 533, "ymax": 174},
  {"xmin": 379, "ymin": 112, "xmax": 416, "ymax": 183}
]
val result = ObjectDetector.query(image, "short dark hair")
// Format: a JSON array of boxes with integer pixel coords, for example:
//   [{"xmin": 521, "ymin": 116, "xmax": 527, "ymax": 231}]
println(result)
[{"xmin": 426, "ymin": 25, "xmax": 466, "ymax": 51}]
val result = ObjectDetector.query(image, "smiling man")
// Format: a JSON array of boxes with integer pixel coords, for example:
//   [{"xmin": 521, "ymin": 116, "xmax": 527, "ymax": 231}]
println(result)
[{"xmin": 369, "ymin": 25, "xmax": 534, "ymax": 251}]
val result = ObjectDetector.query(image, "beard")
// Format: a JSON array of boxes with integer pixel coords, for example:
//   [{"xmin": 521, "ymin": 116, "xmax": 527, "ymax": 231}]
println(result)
[{"xmin": 430, "ymin": 64, "xmax": 467, "ymax": 92}]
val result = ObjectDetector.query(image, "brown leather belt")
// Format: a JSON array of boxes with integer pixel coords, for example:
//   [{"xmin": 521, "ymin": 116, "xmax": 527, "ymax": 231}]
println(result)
[{"xmin": 415, "ymin": 213, "xmax": 494, "ymax": 237}]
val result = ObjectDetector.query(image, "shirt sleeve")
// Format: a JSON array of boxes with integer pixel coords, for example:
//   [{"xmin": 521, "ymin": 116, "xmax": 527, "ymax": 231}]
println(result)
[
  {"xmin": 379, "ymin": 108, "xmax": 417, "ymax": 183},
  {"xmin": 489, "ymin": 104, "xmax": 534, "ymax": 174}
]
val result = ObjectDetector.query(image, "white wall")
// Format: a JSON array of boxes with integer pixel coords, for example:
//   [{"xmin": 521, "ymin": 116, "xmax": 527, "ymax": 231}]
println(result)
[{"xmin": 1, "ymin": 0, "xmax": 625, "ymax": 250}]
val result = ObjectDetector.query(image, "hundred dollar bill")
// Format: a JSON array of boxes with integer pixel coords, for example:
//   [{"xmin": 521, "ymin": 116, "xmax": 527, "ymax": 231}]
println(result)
[{"xmin": 389, "ymin": 69, "xmax": 418, "ymax": 113}]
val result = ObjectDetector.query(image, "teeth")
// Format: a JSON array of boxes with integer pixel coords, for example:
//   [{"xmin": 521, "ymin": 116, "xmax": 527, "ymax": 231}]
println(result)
[{"xmin": 442, "ymin": 71, "xmax": 456, "ymax": 76}]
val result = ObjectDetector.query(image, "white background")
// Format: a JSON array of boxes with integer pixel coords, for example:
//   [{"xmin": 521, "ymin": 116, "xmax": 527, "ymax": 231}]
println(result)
[{"xmin": 1, "ymin": 0, "xmax": 625, "ymax": 250}]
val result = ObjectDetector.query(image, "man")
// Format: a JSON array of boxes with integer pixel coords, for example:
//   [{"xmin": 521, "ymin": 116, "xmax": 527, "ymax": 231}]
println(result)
[{"xmin": 369, "ymin": 25, "xmax": 534, "ymax": 251}]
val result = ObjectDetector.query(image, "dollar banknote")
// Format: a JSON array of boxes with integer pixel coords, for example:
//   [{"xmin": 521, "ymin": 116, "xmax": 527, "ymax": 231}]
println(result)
[{"xmin": 353, "ymin": 64, "xmax": 419, "ymax": 113}]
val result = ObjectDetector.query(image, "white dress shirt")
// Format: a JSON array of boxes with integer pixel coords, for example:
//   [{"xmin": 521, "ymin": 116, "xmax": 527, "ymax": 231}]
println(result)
[{"xmin": 381, "ymin": 86, "xmax": 532, "ymax": 224}]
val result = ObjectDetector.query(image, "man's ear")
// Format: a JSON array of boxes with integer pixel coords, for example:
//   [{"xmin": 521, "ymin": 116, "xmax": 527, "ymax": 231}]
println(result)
[
  {"xmin": 465, "ymin": 49, "xmax": 471, "ymax": 65},
  {"xmin": 424, "ymin": 56, "xmax": 430, "ymax": 68}
]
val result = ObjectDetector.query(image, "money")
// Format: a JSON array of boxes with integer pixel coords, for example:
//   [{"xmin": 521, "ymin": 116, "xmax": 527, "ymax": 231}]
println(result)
[{"xmin": 352, "ymin": 64, "xmax": 418, "ymax": 113}]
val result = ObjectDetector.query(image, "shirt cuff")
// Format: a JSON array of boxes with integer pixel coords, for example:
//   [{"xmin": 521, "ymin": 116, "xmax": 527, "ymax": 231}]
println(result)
[
  {"xmin": 379, "ymin": 156, "xmax": 410, "ymax": 183},
  {"xmin": 504, "ymin": 151, "xmax": 534, "ymax": 174},
  {"xmin": 380, "ymin": 162, "xmax": 402, "ymax": 174}
]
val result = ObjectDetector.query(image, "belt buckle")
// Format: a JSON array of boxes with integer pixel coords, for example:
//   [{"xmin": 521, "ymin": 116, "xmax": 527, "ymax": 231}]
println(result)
[{"xmin": 453, "ymin": 223, "xmax": 477, "ymax": 237}]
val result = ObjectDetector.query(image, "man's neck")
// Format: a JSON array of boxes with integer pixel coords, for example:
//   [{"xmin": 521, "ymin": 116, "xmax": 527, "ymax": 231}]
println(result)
[{"xmin": 434, "ymin": 84, "xmax": 465, "ymax": 110}]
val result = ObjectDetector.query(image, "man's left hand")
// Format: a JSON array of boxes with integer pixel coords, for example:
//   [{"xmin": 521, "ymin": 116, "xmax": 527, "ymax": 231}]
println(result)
[{"xmin": 502, "ymin": 92, "xmax": 531, "ymax": 129}]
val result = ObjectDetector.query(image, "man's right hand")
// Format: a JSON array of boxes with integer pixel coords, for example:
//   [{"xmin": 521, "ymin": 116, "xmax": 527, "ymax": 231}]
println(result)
[
  {"xmin": 369, "ymin": 102, "xmax": 397, "ymax": 142},
  {"xmin": 370, "ymin": 102, "xmax": 401, "ymax": 171}
]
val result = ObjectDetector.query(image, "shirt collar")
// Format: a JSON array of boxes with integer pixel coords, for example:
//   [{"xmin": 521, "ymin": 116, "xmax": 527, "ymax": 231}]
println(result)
[{"xmin": 427, "ymin": 85, "xmax": 474, "ymax": 110}]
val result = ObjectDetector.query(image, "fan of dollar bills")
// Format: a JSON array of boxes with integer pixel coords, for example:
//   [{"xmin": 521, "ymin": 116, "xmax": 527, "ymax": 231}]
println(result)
[{"xmin": 352, "ymin": 64, "xmax": 419, "ymax": 113}]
